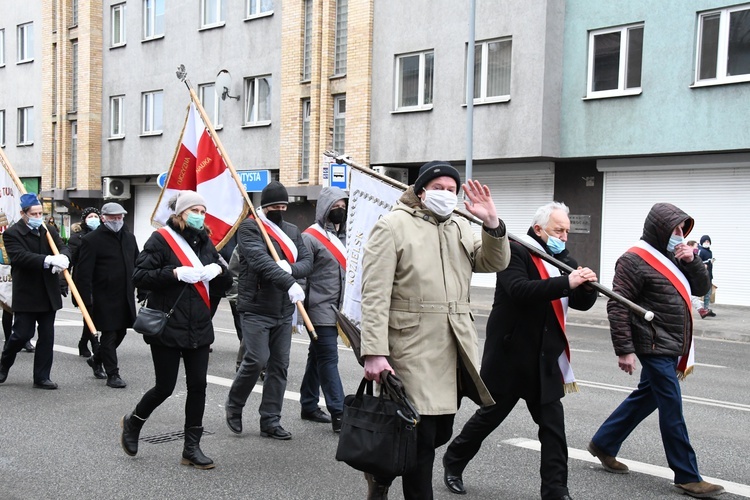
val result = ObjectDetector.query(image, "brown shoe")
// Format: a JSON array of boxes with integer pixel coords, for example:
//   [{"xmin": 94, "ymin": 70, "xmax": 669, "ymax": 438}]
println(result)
[
  {"xmin": 674, "ymin": 481, "xmax": 725, "ymax": 498},
  {"xmin": 587, "ymin": 441, "xmax": 629, "ymax": 474},
  {"xmin": 365, "ymin": 472, "xmax": 389, "ymax": 500}
]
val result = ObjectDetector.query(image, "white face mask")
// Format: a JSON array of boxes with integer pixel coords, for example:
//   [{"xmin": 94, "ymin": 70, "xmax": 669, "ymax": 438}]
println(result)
[
  {"xmin": 422, "ymin": 190, "xmax": 458, "ymax": 217},
  {"xmin": 104, "ymin": 220, "xmax": 124, "ymax": 233}
]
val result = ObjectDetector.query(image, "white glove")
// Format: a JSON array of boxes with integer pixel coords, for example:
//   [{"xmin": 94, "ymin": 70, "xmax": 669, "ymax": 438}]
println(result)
[
  {"xmin": 46, "ymin": 254, "xmax": 70, "ymax": 270},
  {"xmin": 175, "ymin": 266, "xmax": 203, "ymax": 284},
  {"xmin": 276, "ymin": 260, "xmax": 292, "ymax": 274},
  {"xmin": 51, "ymin": 265, "xmax": 65, "ymax": 274},
  {"xmin": 199, "ymin": 263, "xmax": 222, "ymax": 281},
  {"xmin": 287, "ymin": 282, "xmax": 305, "ymax": 304}
]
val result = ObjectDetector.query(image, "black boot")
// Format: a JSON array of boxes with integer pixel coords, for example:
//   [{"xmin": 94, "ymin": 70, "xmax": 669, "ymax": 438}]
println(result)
[
  {"xmin": 120, "ymin": 411, "xmax": 146, "ymax": 456},
  {"xmin": 181, "ymin": 426, "xmax": 215, "ymax": 469},
  {"xmin": 78, "ymin": 337, "xmax": 91, "ymax": 357}
]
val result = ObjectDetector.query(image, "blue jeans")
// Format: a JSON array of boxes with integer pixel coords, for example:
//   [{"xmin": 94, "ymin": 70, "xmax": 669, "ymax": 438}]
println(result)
[
  {"xmin": 591, "ymin": 354, "xmax": 701, "ymax": 484},
  {"xmin": 299, "ymin": 325, "xmax": 344, "ymax": 416}
]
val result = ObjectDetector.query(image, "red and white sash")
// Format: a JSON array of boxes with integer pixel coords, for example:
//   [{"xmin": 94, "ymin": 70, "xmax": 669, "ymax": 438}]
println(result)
[
  {"xmin": 158, "ymin": 227, "xmax": 211, "ymax": 309},
  {"xmin": 627, "ymin": 240, "xmax": 695, "ymax": 379},
  {"xmin": 521, "ymin": 235, "xmax": 577, "ymax": 393},
  {"xmin": 304, "ymin": 223, "xmax": 346, "ymax": 269},
  {"xmin": 254, "ymin": 209, "xmax": 298, "ymax": 263}
]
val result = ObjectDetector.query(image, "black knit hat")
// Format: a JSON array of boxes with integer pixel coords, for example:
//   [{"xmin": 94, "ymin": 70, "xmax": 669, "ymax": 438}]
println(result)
[
  {"xmin": 413, "ymin": 161, "xmax": 461, "ymax": 194},
  {"xmin": 700, "ymin": 235, "xmax": 711, "ymax": 245},
  {"xmin": 260, "ymin": 181, "xmax": 289, "ymax": 208},
  {"xmin": 80, "ymin": 206, "xmax": 101, "ymax": 224}
]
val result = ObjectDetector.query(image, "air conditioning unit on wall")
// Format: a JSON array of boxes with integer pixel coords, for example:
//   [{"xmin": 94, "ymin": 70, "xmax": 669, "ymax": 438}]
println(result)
[
  {"xmin": 372, "ymin": 166, "xmax": 409, "ymax": 185},
  {"xmin": 102, "ymin": 177, "xmax": 131, "ymax": 200}
]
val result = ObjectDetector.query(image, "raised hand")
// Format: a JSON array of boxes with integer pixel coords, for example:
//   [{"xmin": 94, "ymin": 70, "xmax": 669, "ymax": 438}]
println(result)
[{"xmin": 462, "ymin": 179, "xmax": 499, "ymax": 228}]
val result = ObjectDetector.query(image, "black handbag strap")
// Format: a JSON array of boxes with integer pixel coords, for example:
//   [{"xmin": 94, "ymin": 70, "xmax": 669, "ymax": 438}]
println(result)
[
  {"xmin": 164, "ymin": 285, "xmax": 190, "ymax": 319},
  {"xmin": 355, "ymin": 374, "xmax": 421, "ymax": 425}
]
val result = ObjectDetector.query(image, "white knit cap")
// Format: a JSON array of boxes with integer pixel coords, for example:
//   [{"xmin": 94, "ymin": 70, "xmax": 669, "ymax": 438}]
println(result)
[{"xmin": 169, "ymin": 190, "xmax": 207, "ymax": 215}]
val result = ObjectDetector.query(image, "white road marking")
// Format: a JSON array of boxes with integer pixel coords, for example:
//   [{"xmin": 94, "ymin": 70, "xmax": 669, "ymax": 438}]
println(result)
[{"xmin": 504, "ymin": 438, "xmax": 750, "ymax": 498}]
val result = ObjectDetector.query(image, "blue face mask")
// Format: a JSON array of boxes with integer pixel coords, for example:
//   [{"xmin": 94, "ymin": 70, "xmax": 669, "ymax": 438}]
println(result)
[
  {"xmin": 667, "ymin": 234, "xmax": 684, "ymax": 252},
  {"xmin": 543, "ymin": 229, "xmax": 566, "ymax": 254},
  {"xmin": 86, "ymin": 218, "xmax": 100, "ymax": 230},
  {"xmin": 27, "ymin": 217, "xmax": 43, "ymax": 230},
  {"xmin": 186, "ymin": 213, "xmax": 205, "ymax": 230}
]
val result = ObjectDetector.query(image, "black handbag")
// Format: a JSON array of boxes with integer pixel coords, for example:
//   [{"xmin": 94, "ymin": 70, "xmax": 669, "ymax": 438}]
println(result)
[
  {"xmin": 335, "ymin": 371, "xmax": 421, "ymax": 478},
  {"xmin": 133, "ymin": 286, "xmax": 188, "ymax": 338}
]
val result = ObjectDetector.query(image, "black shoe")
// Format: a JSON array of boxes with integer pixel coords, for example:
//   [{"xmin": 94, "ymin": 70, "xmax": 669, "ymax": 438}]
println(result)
[
  {"xmin": 107, "ymin": 375, "xmax": 127, "ymax": 388},
  {"xmin": 121, "ymin": 412, "xmax": 147, "ymax": 456},
  {"xmin": 87, "ymin": 357, "xmax": 107, "ymax": 379},
  {"xmin": 556, "ymin": 495, "xmax": 574, "ymax": 500},
  {"xmin": 33, "ymin": 379, "xmax": 58, "ymax": 390},
  {"xmin": 226, "ymin": 409, "xmax": 243, "ymax": 435},
  {"xmin": 78, "ymin": 339, "xmax": 91, "ymax": 357},
  {"xmin": 707, "ymin": 309, "xmax": 717, "ymax": 317},
  {"xmin": 444, "ymin": 470, "xmax": 466, "ymax": 495},
  {"xmin": 23, "ymin": 341, "xmax": 35, "ymax": 353},
  {"xmin": 331, "ymin": 414, "xmax": 343, "ymax": 433},
  {"xmin": 260, "ymin": 426, "xmax": 292, "ymax": 440},
  {"xmin": 301, "ymin": 408, "xmax": 332, "ymax": 423},
  {"xmin": 0, "ymin": 365, "xmax": 8, "ymax": 384}
]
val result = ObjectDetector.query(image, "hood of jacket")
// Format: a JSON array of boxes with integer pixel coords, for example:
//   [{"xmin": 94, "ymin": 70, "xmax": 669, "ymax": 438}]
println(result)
[
  {"xmin": 642, "ymin": 203, "xmax": 694, "ymax": 255},
  {"xmin": 315, "ymin": 186, "xmax": 349, "ymax": 228}
]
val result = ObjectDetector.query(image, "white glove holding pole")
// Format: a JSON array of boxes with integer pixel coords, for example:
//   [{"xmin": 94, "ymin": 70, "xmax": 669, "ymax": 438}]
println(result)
[
  {"xmin": 45, "ymin": 254, "xmax": 70, "ymax": 270},
  {"xmin": 287, "ymin": 282, "xmax": 305, "ymax": 304},
  {"xmin": 199, "ymin": 263, "xmax": 222, "ymax": 281},
  {"xmin": 175, "ymin": 266, "xmax": 203, "ymax": 284},
  {"xmin": 276, "ymin": 260, "xmax": 292, "ymax": 274}
]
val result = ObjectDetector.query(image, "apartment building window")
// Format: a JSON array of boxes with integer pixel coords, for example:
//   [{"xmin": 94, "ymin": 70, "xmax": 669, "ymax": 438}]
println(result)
[
  {"xmin": 587, "ymin": 24, "xmax": 643, "ymax": 98},
  {"xmin": 141, "ymin": 91, "xmax": 163, "ymax": 134},
  {"xmin": 247, "ymin": 0, "xmax": 273, "ymax": 18},
  {"xmin": 334, "ymin": 0, "xmax": 348, "ymax": 75},
  {"xmin": 70, "ymin": 121, "xmax": 78, "ymax": 187},
  {"xmin": 110, "ymin": 96, "xmax": 124, "ymax": 138},
  {"xmin": 71, "ymin": 42, "xmax": 78, "ymax": 112},
  {"xmin": 199, "ymin": 83, "xmax": 222, "ymax": 128},
  {"xmin": 0, "ymin": 110, "xmax": 5, "ymax": 147},
  {"xmin": 72, "ymin": 0, "xmax": 79, "ymax": 26},
  {"xmin": 17, "ymin": 107, "xmax": 33, "ymax": 145},
  {"xmin": 17, "ymin": 23, "xmax": 34, "ymax": 63},
  {"xmin": 395, "ymin": 50, "xmax": 434, "ymax": 110},
  {"xmin": 333, "ymin": 95, "xmax": 345, "ymax": 154},
  {"xmin": 144, "ymin": 0, "xmax": 165, "ymax": 39},
  {"xmin": 696, "ymin": 5, "xmax": 750, "ymax": 85},
  {"xmin": 244, "ymin": 76, "xmax": 271, "ymax": 125},
  {"xmin": 201, "ymin": 0, "xmax": 225, "ymax": 28},
  {"xmin": 0, "ymin": 29, "xmax": 5, "ymax": 67},
  {"xmin": 302, "ymin": 0, "xmax": 312, "ymax": 81},
  {"xmin": 471, "ymin": 38, "xmax": 512, "ymax": 103},
  {"xmin": 301, "ymin": 99, "xmax": 310, "ymax": 180},
  {"xmin": 111, "ymin": 4, "xmax": 126, "ymax": 46}
]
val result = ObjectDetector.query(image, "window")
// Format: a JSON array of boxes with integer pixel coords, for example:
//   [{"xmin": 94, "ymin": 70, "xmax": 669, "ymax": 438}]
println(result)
[
  {"xmin": 395, "ymin": 50, "xmax": 434, "ymax": 110},
  {"xmin": 587, "ymin": 24, "xmax": 643, "ymax": 98},
  {"xmin": 111, "ymin": 4, "xmax": 126, "ymax": 46},
  {"xmin": 17, "ymin": 107, "xmax": 33, "ymax": 145},
  {"xmin": 110, "ymin": 96, "xmax": 124, "ymax": 137},
  {"xmin": 696, "ymin": 5, "xmax": 750, "ymax": 85},
  {"xmin": 71, "ymin": 42, "xmax": 78, "ymax": 112},
  {"xmin": 141, "ymin": 91, "xmax": 163, "ymax": 134},
  {"xmin": 70, "ymin": 121, "xmax": 78, "ymax": 187},
  {"xmin": 17, "ymin": 23, "xmax": 34, "ymax": 62},
  {"xmin": 244, "ymin": 76, "xmax": 271, "ymax": 125},
  {"xmin": 247, "ymin": 0, "xmax": 272, "ymax": 18},
  {"xmin": 334, "ymin": 0, "xmax": 348, "ymax": 75},
  {"xmin": 199, "ymin": 83, "xmax": 222, "ymax": 128},
  {"xmin": 333, "ymin": 95, "xmax": 345, "ymax": 154},
  {"xmin": 470, "ymin": 38, "xmax": 512, "ymax": 103},
  {"xmin": 301, "ymin": 99, "xmax": 310, "ymax": 180},
  {"xmin": 201, "ymin": 0, "xmax": 224, "ymax": 27},
  {"xmin": 144, "ymin": 0, "xmax": 165, "ymax": 39},
  {"xmin": 0, "ymin": 110, "xmax": 5, "ymax": 147},
  {"xmin": 302, "ymin": 0, "xmax": 312, "ymax": 81},
  {"xmin": 72, "ymin": 0, "xmax": 79, "ymax": 26},
  {"xmin": 0, "ymin": 29, "xmax": 5, "ymax": 67}
]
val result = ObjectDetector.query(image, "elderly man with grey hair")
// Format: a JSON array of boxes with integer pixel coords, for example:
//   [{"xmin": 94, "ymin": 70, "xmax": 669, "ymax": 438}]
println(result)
[{"xmin": 443, "ymin": 201, "xmax": 598, "ymax": 500}]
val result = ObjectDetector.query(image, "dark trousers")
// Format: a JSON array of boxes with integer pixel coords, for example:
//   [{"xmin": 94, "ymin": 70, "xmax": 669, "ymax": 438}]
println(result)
[
  {"xmin": 93, "ymin": 329, "xmax": 126, "ymax": 376},
  {"xmin": 299, "ymin": 325, "xmax": 344, "ymax": 416},
  {"xmin": 2, "ymin": 310, "xmax": 12, "ymax": 341},
  {"xmin": 375, "ymin": 414, "xmax": 455, "ymax": 500},
  {"xmin": 444, "ymin": 395, "xmax": 568, "ymax": 499},
  {"xmin": 78, "ymin": 324, "xmax": 99, "ymax": 354},
  {"xmin": 1, "ymin": 311, "xmax": 56, "ymax": 383},
  {"xmin": 591, "ymin": 354, "xmax": 701, "ymax": 484},
  {"xmin": 135, "ymin": 344, "xmax": 210, "ymax": 428}
]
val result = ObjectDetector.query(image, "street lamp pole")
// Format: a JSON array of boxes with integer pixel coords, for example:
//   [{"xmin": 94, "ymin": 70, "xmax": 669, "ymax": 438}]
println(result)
[{"xmin": 466, "ymin": 0, "xmax": 476, "ymax": 181}]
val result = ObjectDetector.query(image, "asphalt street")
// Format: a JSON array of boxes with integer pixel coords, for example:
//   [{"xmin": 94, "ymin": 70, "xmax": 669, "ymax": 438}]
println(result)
[{"xmin": 1, "ymin": 295, "xmax": 748, "ymax": 500}]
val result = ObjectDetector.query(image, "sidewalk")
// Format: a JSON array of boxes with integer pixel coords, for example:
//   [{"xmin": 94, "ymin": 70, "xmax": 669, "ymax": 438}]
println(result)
[{"xmin": 470, "ymin": 286, "xmax": 750, "ymax": 344}]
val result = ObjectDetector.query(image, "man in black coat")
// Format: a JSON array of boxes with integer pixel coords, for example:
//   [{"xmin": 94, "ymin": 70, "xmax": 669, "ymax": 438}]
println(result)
[
  {"xmin": 0, "ymin": 194, "xmax": 71, "ymax": 389},
  {"xmin": 75, "ymin": 202, "xmax": 139, "ymax": 388},
  {"xmin": 443, "ymin": 202, "xmax": 598, "ymax": 500}
]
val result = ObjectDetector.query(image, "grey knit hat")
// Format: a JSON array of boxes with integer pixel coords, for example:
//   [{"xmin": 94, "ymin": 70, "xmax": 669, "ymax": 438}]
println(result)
[{"xmin": 169, "ymin": 190, "xmax": 207, "ymax": 215}]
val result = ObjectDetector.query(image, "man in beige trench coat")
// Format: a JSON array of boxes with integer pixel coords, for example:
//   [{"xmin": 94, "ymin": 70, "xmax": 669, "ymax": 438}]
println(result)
[{"xmin": 360, "ymin": 161, "xmax": 511, "ymax": 500}]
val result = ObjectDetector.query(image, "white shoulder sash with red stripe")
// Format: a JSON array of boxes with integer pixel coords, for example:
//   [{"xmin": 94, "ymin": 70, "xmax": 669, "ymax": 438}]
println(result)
[
  {"xmin": 521, "ymin": 235, "xmax": 577, "ymax": 393},
  {"xmin": 157, "ymin": 227, "xmax": 211, "ymax": 309},
  {"xmin": 304, "ymin": 223, "xmax": 346, "ymax": 269},
  {"xmin": 627, "ymin": 240, "xmax": 695, "ymax": 379},
  {"xmin": 255, "ymin": 209, "xmax": 298, "ymax": 263}
]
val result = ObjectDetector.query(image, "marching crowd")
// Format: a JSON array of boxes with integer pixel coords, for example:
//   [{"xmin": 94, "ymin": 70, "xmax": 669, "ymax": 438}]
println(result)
[{"xmin": 0, "ymin": 162, "xmax": 724, "ymax": 499}]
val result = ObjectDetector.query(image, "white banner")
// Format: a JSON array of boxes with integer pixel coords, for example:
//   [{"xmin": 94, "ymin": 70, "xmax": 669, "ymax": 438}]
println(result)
[
  {"xmin": 0, "ymin": 164, "xmax": 23, "ymax": 310},
  {"xmin": 341, "ymin": 168, "xmax": 402, "ymax": 326}
]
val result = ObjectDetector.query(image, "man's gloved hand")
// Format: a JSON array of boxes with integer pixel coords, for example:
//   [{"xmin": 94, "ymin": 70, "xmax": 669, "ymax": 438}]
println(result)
[
  {"xmin": 276, "ymin": 260, "xmax": 292, "ymax": 274},
  {"xmin": 175, "ymin": 266, "xmax": 203, "ymax": 284},
  {"xmin": 287, "ymin": 282, "xmax": 305, "ymax": 304},
  {"xmin": 199, "ymin": 263, "xmax": 222, "ymax": 282},
  {"xmin": 46, "ymin": 254, "xmax": 70, "ymax": 270}
]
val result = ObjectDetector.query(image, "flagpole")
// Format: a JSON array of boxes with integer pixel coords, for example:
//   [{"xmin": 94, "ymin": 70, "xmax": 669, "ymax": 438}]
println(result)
[
  {"xmin": 176, "ymin": 66, "xmax": 318, "ymax": 340},
  {"xmin": 0, "ymin": 148, "xmax": 100, "ymax": 336}
]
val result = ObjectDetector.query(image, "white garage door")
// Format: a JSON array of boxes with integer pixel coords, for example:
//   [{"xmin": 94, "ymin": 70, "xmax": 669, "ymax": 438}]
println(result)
[
  {"xmin": 133, "ymin": 185, "xmax": 161, "ymax": 250},
  {"xmin": 600, "ymin": 166, "xmax": 750, "ymax": 306}
]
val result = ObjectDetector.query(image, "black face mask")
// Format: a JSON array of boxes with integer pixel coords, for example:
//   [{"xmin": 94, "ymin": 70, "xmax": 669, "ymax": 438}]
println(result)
[
  {"xmin": 266, "ymin": 210, "xmax": 284, "ymax": 225},
  {"xmin": 328, "ymin": 207, "xmax": 346, "ymax": 225}
]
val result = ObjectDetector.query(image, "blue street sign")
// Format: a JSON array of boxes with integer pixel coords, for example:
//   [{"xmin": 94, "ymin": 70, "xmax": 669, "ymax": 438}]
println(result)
[
  {"xmin": 156, "ymin": 172, "xmax": 168, "ymax": 188},
  {"xmin": 237, "ymin": 170, "xmax": 271, "ymax": 192},
  {"xmin": 330, "ymin": 164, "xmax": 348, "ymax": 190}
]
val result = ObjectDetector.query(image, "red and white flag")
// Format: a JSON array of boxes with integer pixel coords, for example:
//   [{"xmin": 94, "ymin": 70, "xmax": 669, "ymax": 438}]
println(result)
[{"xmin": 152, "ymin": 101, "xmax": 248, "ymax": 249}]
